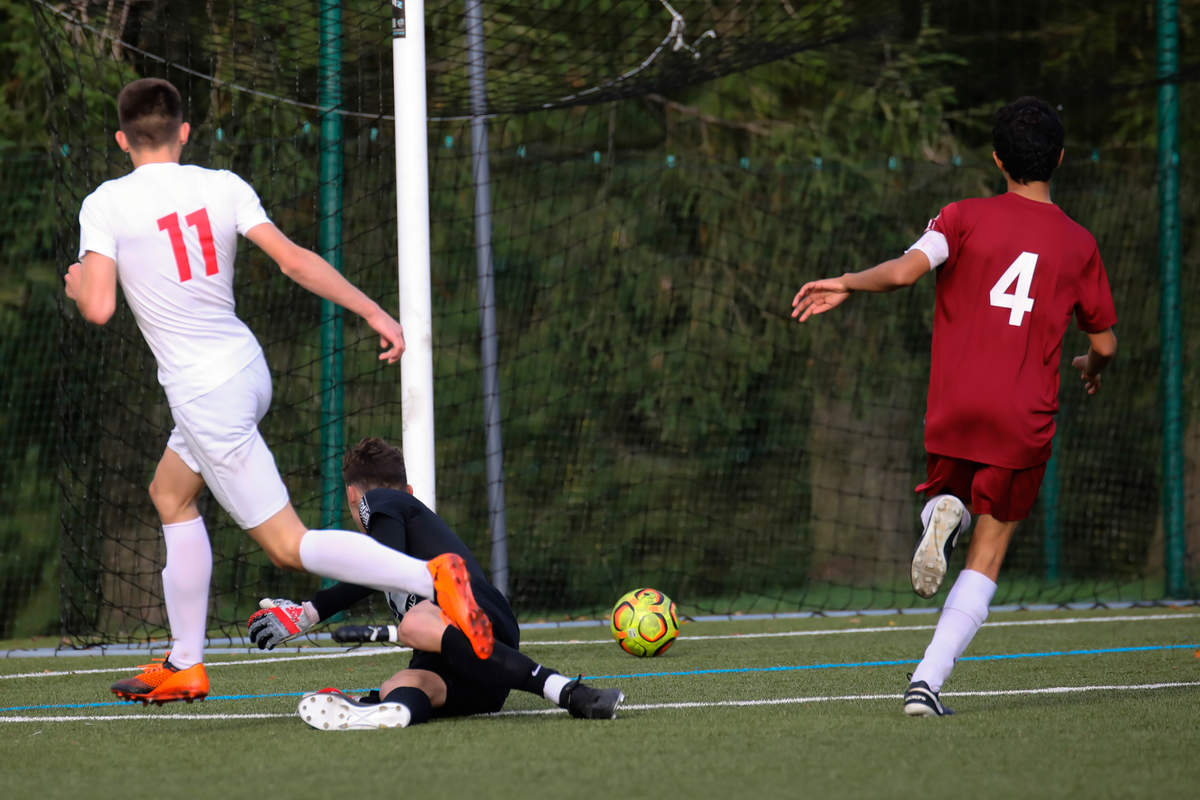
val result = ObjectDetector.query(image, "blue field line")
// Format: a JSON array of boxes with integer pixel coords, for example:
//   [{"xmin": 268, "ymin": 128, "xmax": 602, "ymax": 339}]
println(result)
[
  {"xmin": 4, "ymin": 642, "xmax": 1196, "ymax": 714},
  {"xmin": 584, "ymin": 643, "xmax": 1199, "ymax": 680},
  {"xmin": 959, "ymin": 644, "xmax": 1198, "ymax": 661},
  {"xmin": 7, "ymin": 603, "xmax": 1197, "ymax": 659}
]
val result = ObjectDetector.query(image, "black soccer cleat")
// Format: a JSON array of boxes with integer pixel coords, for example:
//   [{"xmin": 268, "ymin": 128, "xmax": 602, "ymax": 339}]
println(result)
[
  {"xmin": 903, "ymin": 680, "xmax": 954, "ymax": 717},
  {"xmin": 562, "ymin": 678, "xmax": 625, "ymax": 720}
]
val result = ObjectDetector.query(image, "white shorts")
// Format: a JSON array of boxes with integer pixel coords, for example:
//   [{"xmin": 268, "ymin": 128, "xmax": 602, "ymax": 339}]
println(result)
[{"xmin": 166, "ymin": 354, "xmax": 290, "ymax": 529}]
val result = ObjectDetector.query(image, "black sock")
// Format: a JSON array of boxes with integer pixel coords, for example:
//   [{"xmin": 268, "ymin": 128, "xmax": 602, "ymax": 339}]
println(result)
[
  {"xmin": 441, "ymin": 625, "xmax": 558, "ymax": 698},
  {"xmin": 382, "ymin": 686, "xmax": 433, "ymax": 725}
]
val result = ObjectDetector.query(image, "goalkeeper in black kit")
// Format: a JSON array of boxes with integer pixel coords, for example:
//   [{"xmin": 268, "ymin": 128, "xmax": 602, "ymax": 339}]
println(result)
[{"xmin": 247, "ymin": 437, "xmax": 625, "ymax": 730}]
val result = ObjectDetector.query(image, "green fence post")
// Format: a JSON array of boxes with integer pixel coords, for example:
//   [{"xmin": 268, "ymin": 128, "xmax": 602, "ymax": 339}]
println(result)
[
  {"xmin": 319, "ymin": 0, "xmax": 345, "ymax": 571},
  {"xmin": 1157, "ymin": 0, "xmax": 1185, "ymax": 597},
  {"xmin": 1042, "ymin": 450, "xmax": 1060, "ymax": 583}
]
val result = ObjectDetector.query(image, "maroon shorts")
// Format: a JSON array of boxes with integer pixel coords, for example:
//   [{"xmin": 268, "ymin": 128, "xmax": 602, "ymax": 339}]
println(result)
[{"xmin": 914, "ymin": 453, "xmax": 1047, "ymax": 522}]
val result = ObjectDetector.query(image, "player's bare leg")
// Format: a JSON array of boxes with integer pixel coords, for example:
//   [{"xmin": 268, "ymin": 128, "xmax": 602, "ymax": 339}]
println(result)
[
  {"xmin": 148, "ymin": 448, "xmax": 206, "ymax": 524},
  {"xmin": 961, "ymin": 514, "xmax": 1019, "ymax": 582},
  {"xmin": 244, "ymin": 503, "xmax": 309, "ymax": 569},
  {"xmin": 380, "ymin": 666, "xmax": 448, "ymax": 705}
]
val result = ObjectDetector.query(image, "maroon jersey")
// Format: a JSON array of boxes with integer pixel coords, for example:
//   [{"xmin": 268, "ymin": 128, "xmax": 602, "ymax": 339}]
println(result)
[{"xmin": 923, "ymin": 192, "xmax": 1117, "ymax": 468}]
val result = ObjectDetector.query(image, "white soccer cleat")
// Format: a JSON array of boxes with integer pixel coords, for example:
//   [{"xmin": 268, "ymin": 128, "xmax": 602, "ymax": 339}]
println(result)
[
  {"xmin": 298, "ymin": 688, "xmax": 412, "ymax": 731},
  {"xmin": 911, "ymin": 495, "xmax": 966, "ymax": 599}
]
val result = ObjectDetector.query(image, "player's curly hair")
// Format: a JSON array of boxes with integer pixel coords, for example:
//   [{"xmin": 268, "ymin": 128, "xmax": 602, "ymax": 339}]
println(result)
[
  {"xmin": 342, "ymin": 437, "xmax": 408, "ymax": 491},
  {"xmin": 992, "ymin": 96, "xmax": 1065, "ymax": 184},
  {"xmin": 117, "ymin": 77, "xmax": 183, "ymax": 149}
]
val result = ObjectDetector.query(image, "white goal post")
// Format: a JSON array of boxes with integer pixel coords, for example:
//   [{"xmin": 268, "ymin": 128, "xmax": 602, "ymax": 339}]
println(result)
[{"xmin": 391, "ymin": 0, "xmax": 437, "ymax": 509}]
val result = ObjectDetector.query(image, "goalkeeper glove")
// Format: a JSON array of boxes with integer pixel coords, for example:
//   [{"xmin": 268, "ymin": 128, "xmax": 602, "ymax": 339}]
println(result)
[{"xmin": 247, "ymin": 598, "xmax": 320, "ymax": 650}]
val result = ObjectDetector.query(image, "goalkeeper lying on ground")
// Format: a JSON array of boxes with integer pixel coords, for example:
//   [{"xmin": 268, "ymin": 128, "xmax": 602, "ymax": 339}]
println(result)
[{"xmin": 247, "ymin": 436, "xmax": 624, "ymax": 730}]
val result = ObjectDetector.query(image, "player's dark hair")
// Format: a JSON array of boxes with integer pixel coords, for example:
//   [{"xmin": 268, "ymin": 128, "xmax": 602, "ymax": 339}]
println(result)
[
  {"xmin": 117, "ymin": 78, "xmax": 183, "ymax": 149},
  {"xmin": 992, "ymin": 96, "xmax": 1065, "ymax": 184},
  {"xmin": 342, "ymin": 437, "xmax": 408, "ymax": 491}
]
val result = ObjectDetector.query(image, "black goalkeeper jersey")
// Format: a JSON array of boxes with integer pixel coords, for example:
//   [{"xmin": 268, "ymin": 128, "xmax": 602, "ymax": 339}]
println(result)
[{"xmin": 308, "ymin": 488, "xmax": 518, "ymax": 647}]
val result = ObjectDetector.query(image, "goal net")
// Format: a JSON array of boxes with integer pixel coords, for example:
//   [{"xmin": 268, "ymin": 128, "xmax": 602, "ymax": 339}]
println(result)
[{"xmin": 25, "ymin": 0, "xmax": 1195, "ymax": 644}]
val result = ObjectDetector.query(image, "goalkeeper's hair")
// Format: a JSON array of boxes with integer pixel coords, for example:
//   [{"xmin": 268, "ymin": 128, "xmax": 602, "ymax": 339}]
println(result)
[
  {"xmin": 117, "ymin": 77, "xmax": 183, "ymax": 149},
  {"xmin": 342, "ymin": 437, "xmax": 408, "ymax": 491},
  {"xmin": 992, "ymin": 96, "xmax": 1065, "ymax": 184}
]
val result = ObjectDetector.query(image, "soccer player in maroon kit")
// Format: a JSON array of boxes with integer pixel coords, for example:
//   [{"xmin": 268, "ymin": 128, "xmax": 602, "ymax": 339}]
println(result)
[{"xmin": 791, "ymin": 97, "xmax": 1118, "ymax": 716}]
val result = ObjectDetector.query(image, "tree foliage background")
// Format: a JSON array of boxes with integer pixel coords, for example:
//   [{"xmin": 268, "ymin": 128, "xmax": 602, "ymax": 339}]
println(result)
[{"xmin": 1, "ymin": 0, "xmax": 1196, "ymax": 640}]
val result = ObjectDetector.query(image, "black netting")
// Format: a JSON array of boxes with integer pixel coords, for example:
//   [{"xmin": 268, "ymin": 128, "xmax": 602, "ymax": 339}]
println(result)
[{"xmin": 12, "ymin": 0, "xmax": 1197, "ymax": 644}]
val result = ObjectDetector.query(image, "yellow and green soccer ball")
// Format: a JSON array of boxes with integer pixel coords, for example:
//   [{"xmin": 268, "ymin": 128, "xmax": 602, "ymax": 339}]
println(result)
[{"xmin": 609, "ymin": 588, "xmax": 679, "ymax": 657}]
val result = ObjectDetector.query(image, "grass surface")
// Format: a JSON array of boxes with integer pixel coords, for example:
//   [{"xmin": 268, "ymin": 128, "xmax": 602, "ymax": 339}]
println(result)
[{"xmin": 2, "ymin": 607, "xmax": 1199, "ymax": 800}]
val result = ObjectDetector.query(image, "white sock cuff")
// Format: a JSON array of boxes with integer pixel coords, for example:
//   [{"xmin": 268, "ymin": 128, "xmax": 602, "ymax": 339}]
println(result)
[
  {"xmin": 544, "ymin": 673, "xmax": 572, "ymax": 706},
  {"xmin": 943, "ymin": 569, "xmax": 996, "ymax": 626},
  {"xmin": 162, "ymin": 518, "xmax": 211, "ymax": 564},
  {"xmin": 162, "ymin": 516, "xmax": 208, "ymax": 536},
  {"xmin": 297, "ymin": 529, "xmax": 321, "ymax": 572}
]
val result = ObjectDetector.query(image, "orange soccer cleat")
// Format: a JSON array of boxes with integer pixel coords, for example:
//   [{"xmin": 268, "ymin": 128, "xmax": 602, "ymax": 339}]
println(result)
[
  {"xmin": 111, "ymin": 656, "xmax": 209, "ymax": 705},
  {"xmin": 428, "ymin": 553, "xmax": 494, "ymax": 660}
]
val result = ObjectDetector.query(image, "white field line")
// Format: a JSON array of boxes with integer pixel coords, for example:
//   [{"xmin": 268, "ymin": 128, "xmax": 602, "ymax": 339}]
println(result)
[
  {"xmin": 523, "ymin": 610, "xmax": 1200, "ymax": 648},
  {"xmin": 480, "ymin": 611, "xmax": 1200, "ymax": 650},
  {"xmin": 3, "ymin": 681, "xmax": 1198, "ymax": 724},
  {"xmin": 0, "ymin": 712, "xmax": 295, "ymax": 722},
  {"xmin": 5, "ymin": 611, "xmax": 1196, "ymax": 681},
  {"xmin": 0, "ymin": 646, "xmax": 403, "ymax": 680}
]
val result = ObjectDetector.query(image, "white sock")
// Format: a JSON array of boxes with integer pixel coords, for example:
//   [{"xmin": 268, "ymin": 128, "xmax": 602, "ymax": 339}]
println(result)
[
  {"xmin": 544, "ymin": 673, "xmax": 572, "ymax": 705},
  {"xmin": 298, "ymin": 529, "xmax": 435, "ymax": 598},
  {"xmin": 160, "ymin": 517, "xmax": 212, "ymax": 670},
  {"xmin": 921, "ymin": 494, "xmax": 972, "ymax": 535},
  {"xmin": 910, "ymin": 568, "xmax": 996, "ymax": 692}
]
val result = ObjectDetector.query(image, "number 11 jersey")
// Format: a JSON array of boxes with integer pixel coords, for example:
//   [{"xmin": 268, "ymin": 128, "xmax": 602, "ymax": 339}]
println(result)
[
  {"xmin": 78, "ymin": 162, "xmax": 271, "ymax": 407},
  {"xmin": 922, "ymin": 192, "xmax": 1117, "ymax": 469}
]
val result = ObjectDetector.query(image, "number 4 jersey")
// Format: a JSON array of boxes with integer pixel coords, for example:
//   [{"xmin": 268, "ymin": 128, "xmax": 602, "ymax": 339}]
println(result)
[
  {"xmin": 78, "ymin": 162, "xmax": 272, "ymax": 407},
  {"xmin": 911, "ymin": 192, "xmax": 1117, "ymax": 469}
]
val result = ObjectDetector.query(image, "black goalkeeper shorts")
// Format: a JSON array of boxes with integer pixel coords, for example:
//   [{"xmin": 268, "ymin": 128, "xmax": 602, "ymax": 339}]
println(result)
[{"xmin": 409, "ymin": 578, "xmax": 520, "ymax": 719}]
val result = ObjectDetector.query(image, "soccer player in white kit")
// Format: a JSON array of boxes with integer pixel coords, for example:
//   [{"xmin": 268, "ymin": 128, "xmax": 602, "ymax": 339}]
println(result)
[{"xmin": 64, "ymin": 77, "xmax": 493, "ymax": 705}]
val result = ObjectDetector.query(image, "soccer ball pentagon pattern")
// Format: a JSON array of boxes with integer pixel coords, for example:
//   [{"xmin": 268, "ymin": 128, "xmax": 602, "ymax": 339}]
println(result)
[{"xmin": 610, "ymin": 587, "xmax": 679, "ymax": 657}]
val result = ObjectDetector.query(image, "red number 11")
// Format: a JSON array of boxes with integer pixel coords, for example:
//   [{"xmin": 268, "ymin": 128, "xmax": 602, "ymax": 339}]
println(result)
[{"xmin": 157, "ymin": 208, "xmax": 218, "ymax": 282}]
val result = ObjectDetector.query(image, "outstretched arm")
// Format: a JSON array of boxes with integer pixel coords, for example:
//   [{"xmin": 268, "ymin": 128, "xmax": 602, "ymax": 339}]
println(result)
[
  {"xmin": 245, "ymin": 222, "xmax": 406, "ymax": 363},
  {"xmin": 791, "ymin": 249, "xmax": 931, "ymax": 322},
  {"xmin": 247, "ymin": 582, "xmax": 375, "ymax": 650},
  {"xmin": 310, "ymin": 581, "xmax": 374, "ymax": 620},
  {"xmin": 1070, "ymin": 328, "xmax": 1117, "ymax": 395}
]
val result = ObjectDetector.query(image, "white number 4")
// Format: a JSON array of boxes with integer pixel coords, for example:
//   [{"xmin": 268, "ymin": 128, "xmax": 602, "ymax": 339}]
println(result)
[{"xmin": 989, "ymin": 251, "xmax": 1037, "ymax": 326}]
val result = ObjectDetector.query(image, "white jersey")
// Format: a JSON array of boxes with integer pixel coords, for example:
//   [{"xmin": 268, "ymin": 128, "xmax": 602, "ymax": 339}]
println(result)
[{"xmin": 78, "ymin": 162, "xmax": 271, "ymax": 407}]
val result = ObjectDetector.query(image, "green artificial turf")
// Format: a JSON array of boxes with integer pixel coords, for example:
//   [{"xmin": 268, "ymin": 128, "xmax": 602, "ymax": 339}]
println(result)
[{"xmin": 2, "ymin": 608, "xmax": 1198, "ymax": 800}]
